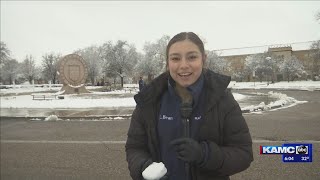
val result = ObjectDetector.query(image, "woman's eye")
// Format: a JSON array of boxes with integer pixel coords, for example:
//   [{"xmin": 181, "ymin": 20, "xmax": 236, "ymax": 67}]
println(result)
[
  {"xmin": 188, "ymin": 55, "xmax": 198, "ymax": 60},
  {"xmin": 171, "ymin": 57, "xmax": 180, "ymax": 61}
]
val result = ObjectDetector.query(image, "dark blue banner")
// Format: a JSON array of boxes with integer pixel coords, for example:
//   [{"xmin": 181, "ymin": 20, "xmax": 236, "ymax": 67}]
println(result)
[{"xmin": 282, "ymin": 143, "xmax": 312, "ymax": 163}]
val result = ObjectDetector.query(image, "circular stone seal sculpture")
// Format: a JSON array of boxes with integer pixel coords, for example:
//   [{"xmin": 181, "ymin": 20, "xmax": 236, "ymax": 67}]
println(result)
[{"xmin": 58, "ymin": 54, "xmax": 90, "ymax": 94}]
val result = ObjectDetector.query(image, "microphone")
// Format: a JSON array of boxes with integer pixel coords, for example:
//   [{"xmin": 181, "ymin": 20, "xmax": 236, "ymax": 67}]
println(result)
[
  {"xmin": 180, "ymin": 102, "xmax": 192, "ymax": 138},
  {"xmin": 174, "ymin": 83, "xmax": 193, "ymax": 137},
  {"xmin": 174, "ymin": 83, "xmax": 193, "ymax": 180}
]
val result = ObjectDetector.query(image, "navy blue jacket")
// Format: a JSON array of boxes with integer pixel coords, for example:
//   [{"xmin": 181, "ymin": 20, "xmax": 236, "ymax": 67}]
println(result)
[
  {"xmin": 125, "ymin": 69, "xmax": 253, "ymax": 180},
  {"xmin": 157, "ymin": 74, "xmax": 205, "ymax": 180}
]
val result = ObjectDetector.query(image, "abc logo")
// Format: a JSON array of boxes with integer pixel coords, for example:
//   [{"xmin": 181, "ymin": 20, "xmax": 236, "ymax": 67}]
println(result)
[{"xmin": 296, "ymin": 145, "xmax": 308, "ymax": 154}]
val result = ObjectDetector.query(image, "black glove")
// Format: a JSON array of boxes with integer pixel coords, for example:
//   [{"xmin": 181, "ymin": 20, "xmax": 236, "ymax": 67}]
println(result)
[
  {"xmin": 159, "ymin": 173, "xmax": 169, "ymax": 180},
  {"xmin": 170, "ymin": 138, "xmax": 204, "ymax": 164}
]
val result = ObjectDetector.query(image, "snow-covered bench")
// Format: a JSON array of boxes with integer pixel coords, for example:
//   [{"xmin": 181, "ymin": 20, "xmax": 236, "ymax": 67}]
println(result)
[
  {"xmin": 31, "ymin": 90, "xmax": 65, "ymax": 100},
  {"xmin": 31, "ymin": 94, "xmax": 57, "ymax": 100},
  {"xmin": 124, "ymin": 87, "xmax": 138, "ymax": 93}
]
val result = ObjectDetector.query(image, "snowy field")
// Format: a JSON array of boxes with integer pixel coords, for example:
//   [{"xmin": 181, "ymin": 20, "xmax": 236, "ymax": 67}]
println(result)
[
  {"xmin": 1, "ymin": 81, "xmax": 318, "ymax": 116},
  {"xmin": 228, "ymin": 80, "xmax": 320, "ymax": 91}
]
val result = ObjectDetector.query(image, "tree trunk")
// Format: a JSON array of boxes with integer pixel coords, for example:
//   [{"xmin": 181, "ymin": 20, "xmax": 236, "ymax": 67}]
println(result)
[
  {"xmin": 53, "ymin": 74, "xmax": 56, "ymax": 84},
  {"xmin": 91, "ymin": 77, "xmax": 95, "ymax": 86},
  {"xmin": 121, "ymin": 77, "xmax": 124, "ymax": 88}
]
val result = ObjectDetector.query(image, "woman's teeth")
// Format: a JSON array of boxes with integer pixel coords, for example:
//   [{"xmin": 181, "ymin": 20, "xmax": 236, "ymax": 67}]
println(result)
[{"xmin": 179, "ymin": 73, "xmax": 191, "ymax": 77}]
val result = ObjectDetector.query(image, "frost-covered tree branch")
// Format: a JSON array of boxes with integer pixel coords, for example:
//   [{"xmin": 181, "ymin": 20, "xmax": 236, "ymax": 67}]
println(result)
[
  {"xmin": 206, "ymin": 50, "xmax": 230, "ymax": 74},
  {"xmin": 42, "ymin": 53, "xmax": 60, "ymax": 84},
  {"xmin": 279, "ymin": 55, "xmax": 305, "ymax": 82},
  {"xmin": 21, "ymin": 55, "xmax": 36, "ymax": 84},
  {"xmin": 75, "ymin": 46, "xmax": 103, "ymax": 85},
  {"xmin": 0, "ymin": 41, "xmax": 11, "ymax": 64}
]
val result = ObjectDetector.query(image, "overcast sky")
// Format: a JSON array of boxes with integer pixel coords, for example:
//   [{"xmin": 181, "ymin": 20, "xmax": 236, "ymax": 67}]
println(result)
[{"xmin": 1, "ymin": 1, "xmax": 320, "ymax": 65}]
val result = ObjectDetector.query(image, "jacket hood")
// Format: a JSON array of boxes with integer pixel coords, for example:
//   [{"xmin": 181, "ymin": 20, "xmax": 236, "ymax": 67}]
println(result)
[
  {"xmin": 202, "ymin": 69, "xmax": 231, "ymax": 110},
  {"xmin": 134, "ymin": 72, "xmax": 169, "ymax": 106},
  {"xmin": 134, "ymin": 69, "xmax": 231, "ymax": 107},
  {"xmin": 203, "ymin": 69, "xmax": 231, "ymax": 93}
]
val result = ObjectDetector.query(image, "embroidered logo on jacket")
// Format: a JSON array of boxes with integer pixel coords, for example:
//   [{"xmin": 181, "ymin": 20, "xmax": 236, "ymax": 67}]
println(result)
[{"xmin": 159, "ymin": 115, "xmax": 174, "ymax": 121}]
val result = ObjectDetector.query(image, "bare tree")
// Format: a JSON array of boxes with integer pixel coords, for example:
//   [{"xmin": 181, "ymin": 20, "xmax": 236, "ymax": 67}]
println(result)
[
  {"xmin": 244, "ymin": 54, "xmax": 264, "ymax": 82},
  {"xmin": 21, "ymin": 55, "xmax": 37, "ymax": 84},
  {"xmin": 136, "ymin": 36, "xmax": 169, "ymax": 82},
  {"xmin": 156, "ymin": 35, "xmax": 171, "ymax": 73},
  {"xmin": 279, "ymin": 55, "xmax": 305, "ymax": 82},
  {"xmin": 42, "ymin": 53, "xmax": 60, "ymax": 84},
  {"xmin": 100, "ymin": 41, "xmax": 117, "ymax": 84},
  {"xmin": 316, "ymin": 10, "xmax": 320, "ymax": 22},
  {"xmin": 33, "ymin": 66, "xmax": 44, "ymax": 84},
  {"xmin": 206, "ymin": 50, "xmax": 230, "ymax": 74},
  {"xmin": 135, "ymin": 46, "xmax": 160, "ymax": 82},
  {"xmin": 232, "ymin": 70, "xmax": 249, "ymax": 82},
  {"xmin": 137, "ymin": 35, "xmax": 170, "ymax": 82},
  {"xmin": 75, "ymin": 46, "xmax": 103, "ymax": 85},
  {"xmin": 1, "ymin": 59, "xmax": 19, "ymax": 84},
  {"xmin": 309, "ymin": 40, "xmax": 320, "ymax": 80},
  {"xmin": 244, "ymin": 53, "xmax": 280, "ymax": 83},
  {"xmin": 0, "ymin": 42, "xmax": 12, "ymax": 84},
  {"xmin": 100, "ymin": 40, "xmax": 138, "ymax": 87},
  {"xmin": 0, "ymin": 41, "xmax": 11, "ymax": 64}
]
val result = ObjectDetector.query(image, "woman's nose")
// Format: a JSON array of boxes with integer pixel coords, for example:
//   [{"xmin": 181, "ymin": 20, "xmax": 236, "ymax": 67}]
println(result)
[{"xmin": 179, "ymin": 58, "xmax": 189, "ymax": 68}]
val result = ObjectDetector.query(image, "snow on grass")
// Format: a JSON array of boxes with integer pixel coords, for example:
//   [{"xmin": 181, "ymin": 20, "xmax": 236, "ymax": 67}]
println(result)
[
  {"xmin": 1, "ymin": 82, "xmax": 317, "ymax": 117},
  {"xmin": 1, "ymin": 91, "xmax": 245, "ymax": 109},
  {"xmin": 0, "ymin": 93, "xmax": 136, "ymax": 109},
  {"xmin": 0, "ymin": 85, "xmax": 101, "ymax": 95},
  {"xmin": 229, "ymin": 81, "xmax": 320, "ymax": 91},
  {"xmin": 241, "ymin": 91, "xmax": 308, "ymax": 113}
]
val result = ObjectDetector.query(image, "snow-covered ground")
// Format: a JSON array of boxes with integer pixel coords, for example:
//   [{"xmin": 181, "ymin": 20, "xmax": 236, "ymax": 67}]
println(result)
[
  {"xmin": 1, "ymin": 81, "xmax": 318, "ymax": 117},
  {"xmin": 1, "ymin": 91, "xmax": 137, "ymax": 109},
  {"xmin": 228, "ymin": 80, "xmax": 320, "ymax": 91},
  {"xmin": 240, "ymin": 91, "xmax": 307, "ymax": 113},
  {"xmin": 1, "ymin": 81, "xmax": 319, "ymax": 95},
  {"xmin": 0, "ymin": 89, "xmax": 247, "ymax": 109},
  {"xmin": 0, "ymin": 84, "xmax": 100, "ymax": 95}
]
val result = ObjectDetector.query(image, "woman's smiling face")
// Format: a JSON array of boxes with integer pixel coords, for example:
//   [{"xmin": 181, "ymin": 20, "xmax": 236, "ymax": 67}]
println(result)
[{"xmin": 168, "ymin": 40, "xmax": 205, "ymax": 87}]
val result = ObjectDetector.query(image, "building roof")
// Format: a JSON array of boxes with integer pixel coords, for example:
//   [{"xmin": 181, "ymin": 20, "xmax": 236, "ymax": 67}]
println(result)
[{"xmin": 214, "ymin": 41, "xmax": 315, "ymax": 57}]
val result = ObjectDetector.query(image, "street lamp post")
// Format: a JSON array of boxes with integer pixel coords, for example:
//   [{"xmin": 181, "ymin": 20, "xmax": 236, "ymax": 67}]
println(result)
[
  {"xmin": 253, "ymin": 70, "xmax": 256, "ymax": 87},
  {"xmin": 266, "ymin": 56, "xmax": 274, "ymax": 84}
]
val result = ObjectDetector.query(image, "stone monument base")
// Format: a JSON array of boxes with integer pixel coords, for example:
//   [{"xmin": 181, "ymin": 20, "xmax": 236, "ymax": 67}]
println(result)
[{"xmin": 60, "ymin": 84, "xmax": 90, "ymax": 94}]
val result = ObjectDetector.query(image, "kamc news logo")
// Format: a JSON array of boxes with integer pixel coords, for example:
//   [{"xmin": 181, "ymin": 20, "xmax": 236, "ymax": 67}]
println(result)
[
  {"xmin": 296, "ymin": 145, "xmax": 308, "ymax": 154},
  {"xmin": 260, "ymin": 143, "xmax": 312, "ymax": 163}
]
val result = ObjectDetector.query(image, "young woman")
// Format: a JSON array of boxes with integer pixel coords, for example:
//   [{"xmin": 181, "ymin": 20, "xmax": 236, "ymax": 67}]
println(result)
[{"xmin": 125, "ymin": 32, "xmax": 253, "ymax": 180}]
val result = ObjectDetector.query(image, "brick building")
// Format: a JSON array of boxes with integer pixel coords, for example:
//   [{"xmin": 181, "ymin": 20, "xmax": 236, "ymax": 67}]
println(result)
[{"xmin": 220, "ymin": 46, "xmax": 317, "ymax": 81}]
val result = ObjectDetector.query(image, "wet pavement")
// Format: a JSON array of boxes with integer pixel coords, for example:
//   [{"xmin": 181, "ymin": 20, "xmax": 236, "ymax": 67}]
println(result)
[{"xmin": 1, "ymin": 90, "xmax": 319, "ymax": 180}]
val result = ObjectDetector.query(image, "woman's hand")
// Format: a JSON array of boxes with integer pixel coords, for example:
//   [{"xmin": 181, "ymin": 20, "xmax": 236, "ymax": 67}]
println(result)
[{"xmin": 170, "ymin": 138, "xmax": 205, "ymax": 164}]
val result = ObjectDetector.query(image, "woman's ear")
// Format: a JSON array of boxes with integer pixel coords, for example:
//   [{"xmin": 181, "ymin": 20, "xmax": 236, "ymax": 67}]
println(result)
[
  {"xmin": 202, "ymin": 54, "xmax": 207, "ymax": 63},
  {"xmin": 202, "ymin": 54, "xmax": 207, "ymax": 68}
]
